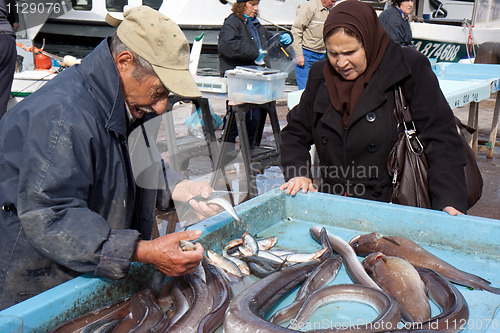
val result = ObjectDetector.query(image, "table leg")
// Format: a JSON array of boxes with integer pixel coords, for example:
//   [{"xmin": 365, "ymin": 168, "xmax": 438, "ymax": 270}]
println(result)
[
  {"xmin": 467, "ymin": 101, "xmax": 479, "ymax": 156},
  {"xmin": 487, "ymin": 91, "xmax": 500, "ymax": 158}
]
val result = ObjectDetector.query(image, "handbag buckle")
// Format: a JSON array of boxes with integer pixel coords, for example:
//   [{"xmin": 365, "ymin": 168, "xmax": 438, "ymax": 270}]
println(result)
[{"xmin": 403, "ymin": 121, "xmax": 424, "ymax": 155}]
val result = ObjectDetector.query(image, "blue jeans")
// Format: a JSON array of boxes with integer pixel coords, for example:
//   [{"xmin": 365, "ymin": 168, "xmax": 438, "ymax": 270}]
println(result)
[{"xmin": 294, "ymin": 48, "xmax": 326, "ymax": 90}]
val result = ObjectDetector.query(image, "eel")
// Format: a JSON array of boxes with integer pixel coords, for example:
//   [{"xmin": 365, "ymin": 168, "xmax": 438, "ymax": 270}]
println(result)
[
  {"xmin": 362, "ymin": 252, "xmax": 431, "ymax": 323},
  {"xmin": 310, "ymin": 226, "xmax": 381, "ymax": 291},
  {"xmin": 197, "ymin": 262, "xmax": 233, "ymax": 333},
  {"xmin": 224, "ymin": 260, "xmax": 321, "ymax": 333},
  {"xmin": 269, "ymin": 227, "xmax": 343, "ymax": 325},
  {"xmin": 289, "ymin": 284, "xmax": 401, "ymax": 332},
  {"xmin": 165, "ymin": 266, "xmax": 214, "ymax": 333},
  {"xmin": 349, "ymin": 232, "xmax": 500, "ymax": 294},
  {"xmin": 417, "ymin": 268, "xmax": 470, "ymax": 333}
]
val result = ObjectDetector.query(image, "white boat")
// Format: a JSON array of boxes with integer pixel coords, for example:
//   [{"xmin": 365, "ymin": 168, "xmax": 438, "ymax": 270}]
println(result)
[
  {"xmin": 40, "ymin": 0, "xmax": 305, "ymax": 46},
  {"xmin": 410, "ymin": 0, "xmax": 500, "ymax": 62}
]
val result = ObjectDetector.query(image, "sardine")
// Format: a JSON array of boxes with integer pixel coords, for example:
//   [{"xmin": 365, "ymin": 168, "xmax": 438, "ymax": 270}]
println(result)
[
  {"xmin": 258, "ymin": 236, "xmax": 278, "ymax": 251},
  {"xmin": 417, "ymin": 268, "xmax": 470, "ymax": 333},
  {"xmin": 288, "ymin": 284, "xmax": 401, "ymax": 332},
  {"xmin": 281, "ymin": 247, "xmax": 328, "ymax": 264},
  {"xmin": 207, "ymin": 249, "xmax": 243, "ymax": 278},
  {"xmin": 206, "ymin": 196, "xmax": 242, "ymax": 223},
  {"xmin": 310, "ymin": 226, "xmax": 381, "ymax": 291},
  {"xmin": 222, "ymin": 249, "xmax": 251, "ymax": 276},
  {"xmin": 242, "ymin": 232, "xmax": 259, "ymax": 255},
  {"xmin": 349, "ymin": 232, "xmax": 500, "ymax": 294},
  {"xmin": 180, "ymin": 239, "xmax": 197, "ymax": 251},
  {"xmin": 363, "ymin": 252, "xmax": 431, "ymax": 323}
]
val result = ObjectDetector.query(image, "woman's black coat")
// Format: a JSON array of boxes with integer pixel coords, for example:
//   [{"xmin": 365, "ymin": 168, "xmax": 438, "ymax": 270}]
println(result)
[
  {"xmin": 281, "ymin": 40, "xmax": 467, "ymax": 212},
  {"xmin": 218, "ymin": 13, "xmax": 274, "ymax": 76}
]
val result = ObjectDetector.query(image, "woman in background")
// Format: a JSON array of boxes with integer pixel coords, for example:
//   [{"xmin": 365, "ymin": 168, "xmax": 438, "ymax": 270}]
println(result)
[{"xmin": 279, "ymin": 0, "xmax": 467, "ymax": 215}]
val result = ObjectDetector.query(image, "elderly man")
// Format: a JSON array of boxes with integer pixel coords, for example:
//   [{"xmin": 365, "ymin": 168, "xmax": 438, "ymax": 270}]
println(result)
[
  {"xmin": 291, "ymin": 0, "xmax": 336, "ymax": 90},
  {"xmin": 0, "ymin": 6, "xmax": 218, "ymax": 310},
  {"xmin": 379, "ymin": 0, "xmax": 414, "ymax": 47}
]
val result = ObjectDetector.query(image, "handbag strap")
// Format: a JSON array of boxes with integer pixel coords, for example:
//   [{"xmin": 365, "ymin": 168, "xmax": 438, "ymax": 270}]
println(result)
[{"xmin": 393, "ymin": 85, "xmax": 425, "ymax": 155}]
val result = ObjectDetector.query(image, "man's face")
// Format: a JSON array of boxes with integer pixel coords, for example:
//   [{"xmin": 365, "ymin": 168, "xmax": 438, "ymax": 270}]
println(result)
[
  {"xmin": 116, "ymin": 51, "xmax": 170, "ymax": 121},
  {"xmin": 321, "ymin": 0, "xmax": 336, "ymax": 10}
]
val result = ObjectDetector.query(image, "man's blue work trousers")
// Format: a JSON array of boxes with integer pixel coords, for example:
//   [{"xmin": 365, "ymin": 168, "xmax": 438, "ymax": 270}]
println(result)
[{"xmin": 294, "ymin": 48, "xmax": 326, "ymax": 90}]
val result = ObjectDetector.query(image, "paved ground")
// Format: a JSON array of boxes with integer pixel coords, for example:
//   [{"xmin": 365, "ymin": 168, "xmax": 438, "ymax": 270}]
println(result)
[{"xmin": 207, "ymin": 91, "xmax": 500, "ymax": 220}]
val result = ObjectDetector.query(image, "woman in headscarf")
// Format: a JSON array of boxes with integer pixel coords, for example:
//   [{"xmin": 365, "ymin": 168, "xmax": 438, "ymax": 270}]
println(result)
[{"xmin": 279, "ymin": 0, "xmax": 467, "ymax": 214}]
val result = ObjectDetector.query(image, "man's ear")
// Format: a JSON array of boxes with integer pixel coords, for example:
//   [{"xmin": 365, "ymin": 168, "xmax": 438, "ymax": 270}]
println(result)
[{"xmin": 115, "ymin": 51, "xmax": 135, "ymax": 74}]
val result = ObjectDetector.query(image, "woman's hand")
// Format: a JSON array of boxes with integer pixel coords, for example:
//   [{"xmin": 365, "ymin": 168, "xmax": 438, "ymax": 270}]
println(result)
[
  {"xmin": 280, "ymin": 177, "xmax": 317, "ymax": 196},
  {"xmin": 442, "ymin": 206, "xmax": 464, "ymax": 216}
]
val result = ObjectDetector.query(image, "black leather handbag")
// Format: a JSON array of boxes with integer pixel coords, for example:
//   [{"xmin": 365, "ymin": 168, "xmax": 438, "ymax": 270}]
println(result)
[{"xmin": 387, "ymin": 85, "xmax": 483, "ymax": 210}]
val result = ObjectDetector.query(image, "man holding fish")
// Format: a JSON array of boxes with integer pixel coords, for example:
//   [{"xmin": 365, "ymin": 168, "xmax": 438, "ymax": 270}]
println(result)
[{"xmin": 0, "ymin": 6, "xmax": 219, "ymax": 310}]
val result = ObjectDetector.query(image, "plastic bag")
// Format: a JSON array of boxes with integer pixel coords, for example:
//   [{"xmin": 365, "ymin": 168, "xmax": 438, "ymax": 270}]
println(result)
[{"xmin": 185, "ymin": 105, "xmax": 223, "ymax": 138}]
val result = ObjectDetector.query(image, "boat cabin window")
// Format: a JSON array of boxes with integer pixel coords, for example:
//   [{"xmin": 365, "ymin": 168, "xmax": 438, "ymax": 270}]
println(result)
[
  {"xmin": 106, "ymin": 0, "xmax": 127, "ymax": 12},
  {"xmin": 71, "ymin": 0, "xmax": 92, "ymax": 11},
  {"xmin": 142, "ymin": 0, "xmax": 162, "ymax": 10}
]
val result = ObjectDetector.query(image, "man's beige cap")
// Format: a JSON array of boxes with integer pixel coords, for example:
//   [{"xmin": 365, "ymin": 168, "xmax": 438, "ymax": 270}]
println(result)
[{"xmin": 106, "ymin": 6, "xmax": 201, "ymax": 98}]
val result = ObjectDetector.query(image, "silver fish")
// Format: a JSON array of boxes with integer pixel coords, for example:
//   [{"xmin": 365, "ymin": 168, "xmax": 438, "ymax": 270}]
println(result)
[
  {"xmin": 179, "ymin": 239, "xmax": 197, "ymax": 251},
  {"xmin": 207, "ymin": 250, "xmax": 243, "ymax": 278},
  {"xmin": 206, "ymin": 197, "xmax": 242, "ymax": 223},
  {"xmin": 222, "ymin": 250, "xmax": 251, "ymax": 276},
  {"xmin": 257, "ymin": 236, "xmax": 278, "ymax": 251},
  {"xmin": 242, "ymin": 232, "xmax": 259, "ymax": 255}
]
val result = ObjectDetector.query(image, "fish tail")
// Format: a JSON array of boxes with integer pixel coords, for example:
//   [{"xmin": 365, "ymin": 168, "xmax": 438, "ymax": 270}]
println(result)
[{"xmin": 484, "ymin": 284, "xmax": 500, "ymax": 295}]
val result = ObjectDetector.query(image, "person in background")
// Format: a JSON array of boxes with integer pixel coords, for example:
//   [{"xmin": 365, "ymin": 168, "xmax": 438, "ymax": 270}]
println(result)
[
  {"xmin": 379, "ymin": 0, "xmax": 414, "ymax": 47},
  {"xmin": 218, "ymin": 0, "xmax": 292, "ymax": 146},
  {"xmin": 0, "ymin": 6, "xmax": 219, "ymax": 310},
  {"xmin": 0, "ymin": 0, "xmax": 18, "ymax": 119},
  {"xmin": 280, "ymin": 0, "xmax": 466, "ymax": 215},
  {"xmin": 292, "ymin": 0, "xmax": 336, "ymax": 90}
]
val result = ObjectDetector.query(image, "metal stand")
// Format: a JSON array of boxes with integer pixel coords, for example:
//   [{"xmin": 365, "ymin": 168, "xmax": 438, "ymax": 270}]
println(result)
[
  {"xmin": 157, "ymin": 95, "xmax": 219, "ymax": 172},
  {"xmin": 211, "ymin": 101, "xmax": 282, "ymax": 198}
]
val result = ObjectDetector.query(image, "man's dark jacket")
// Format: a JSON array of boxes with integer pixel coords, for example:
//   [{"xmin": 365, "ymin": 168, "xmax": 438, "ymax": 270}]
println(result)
[
  {"xmin": 218, "ymin": 13, "xmax": 274, "ymax": 76},
  {"xmin": 281, "ymin": 39, "xmax": 467, "ymax": 212},
  {"xmin": 379, "ymin": 5, "xmax": 413, "ymax": 47},
  {"xmin": 0, "ymin": 39, "xmax": 183, "ymax": 310}
]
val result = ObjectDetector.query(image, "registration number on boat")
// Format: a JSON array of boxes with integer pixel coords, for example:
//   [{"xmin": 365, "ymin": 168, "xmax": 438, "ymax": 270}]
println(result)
[{"xmin": 412, "ymin": 40, "xmax": 468, "ymax": 63}]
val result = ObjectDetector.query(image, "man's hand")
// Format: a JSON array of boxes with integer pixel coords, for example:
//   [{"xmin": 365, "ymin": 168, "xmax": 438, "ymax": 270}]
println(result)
[
  {"xmin": 133, "ymin": 230, "xmax": 204, "ymax": 277},
  {"xmin": 295, "ymin": 55, "xmax": 305, "ymax": 67},
  {"xmin": 172, "ymin": 180, "xmax": 220, "ymax": 218}
]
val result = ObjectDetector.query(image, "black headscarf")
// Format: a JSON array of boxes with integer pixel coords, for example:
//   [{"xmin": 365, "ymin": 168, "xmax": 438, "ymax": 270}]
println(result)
[{"xmin": 322, "ymin": 0, "xmax": 390, "ymax": 128}]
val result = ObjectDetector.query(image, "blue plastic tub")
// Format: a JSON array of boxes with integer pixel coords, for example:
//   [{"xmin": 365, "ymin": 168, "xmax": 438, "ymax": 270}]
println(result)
[{"xmin": 2, "ymin": 189, "xmax": 500, "ymax": 332}]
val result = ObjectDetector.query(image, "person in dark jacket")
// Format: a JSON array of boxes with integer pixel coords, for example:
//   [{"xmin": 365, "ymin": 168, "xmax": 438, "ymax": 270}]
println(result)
[
  {"xmin": 218, "ymin": 0, "xmax": 292, "ymax": 145},
  {"xmin": 0, "ymin": 0, "xmax": 18, "ymax": 119},
  {"xmin": 279, "ymin": 0, "xmax": 467, "ymax": 215},
  {"xmin": 379, "ymin": 0, "xmax": 414, "ymax": 47},
  {"xmin": 0, "ymin": 6, "xmax": 219, "ymax": 310}
]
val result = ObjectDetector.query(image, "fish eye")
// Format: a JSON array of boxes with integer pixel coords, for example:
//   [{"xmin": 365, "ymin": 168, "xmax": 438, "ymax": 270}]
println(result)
[{"xmin": 351, "ymin": 242, "xmax": 359, "ymax": 248}]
